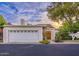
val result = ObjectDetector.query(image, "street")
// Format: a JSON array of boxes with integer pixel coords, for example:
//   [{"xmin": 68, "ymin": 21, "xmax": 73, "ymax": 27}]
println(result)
[{"xmin": 0, "ymin": 44, "xmax": 79, "ymax": 56}]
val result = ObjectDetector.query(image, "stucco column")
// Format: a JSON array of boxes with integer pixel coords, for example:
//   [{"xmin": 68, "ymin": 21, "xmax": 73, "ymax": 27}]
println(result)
[
  {"xmin": 72, "ymin": 36, "xmax": 75, "ymax": 40},
  {"xmin": 51, "ymin": 30, "xmax": 55, "ymax": 41},
  {"xmin": 43, "ymin": 27, "xmax": 46, "ymax": 40},
  {"xmin": 51, "ymin": 29, "xmax": 59, "ymax": 41}
]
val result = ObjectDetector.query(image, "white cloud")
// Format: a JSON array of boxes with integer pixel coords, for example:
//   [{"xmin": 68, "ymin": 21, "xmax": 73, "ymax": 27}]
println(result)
[
  {"xmin": 19, "ymin": 9, "xmax": 36, "ymax": 13},
  {"xmin": 1, "ymin": 2, "xmax": 51, "ymax": 24},
  {"xmin": 40, "ymin": 11, "xmax": 53, "ymax": 24}
]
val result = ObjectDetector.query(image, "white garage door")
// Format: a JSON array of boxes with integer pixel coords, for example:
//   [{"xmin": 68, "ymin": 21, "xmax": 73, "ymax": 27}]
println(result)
[{"xmin": 8, "ymin": 30, "xmax": 39, "ymax": 43}]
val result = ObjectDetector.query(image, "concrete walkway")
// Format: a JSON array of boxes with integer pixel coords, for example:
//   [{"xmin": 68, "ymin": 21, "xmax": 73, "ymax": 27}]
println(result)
[
  {"xmin": 50, "ymin": 40, "xmax": 79, "ymax": 44},
  {"xmin": 0, "ymin": 40, "xmax": 79, "ymax": 44}
]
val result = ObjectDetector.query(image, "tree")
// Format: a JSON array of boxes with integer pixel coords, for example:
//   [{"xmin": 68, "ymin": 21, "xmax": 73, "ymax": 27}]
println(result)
[
  {"xmin": 47, "ymin": 2, "xmax": 79, "ymax": 24},
  {"xmin": 0, "ymin": 15, "xmax": 7, "ymax": 27},
  {"xmin": 47, "ymin": 3, "xmax": 79, "ymax": 41}
]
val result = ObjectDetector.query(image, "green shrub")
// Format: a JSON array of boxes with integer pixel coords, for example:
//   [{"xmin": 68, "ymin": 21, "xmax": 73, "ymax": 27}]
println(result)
[
  {"xmin": 55, "ymin": 32, "xmax": 61, "ymax": 42},
  {"xmin": 39, "ymin": 40, "xmax": 50, "ymax": 44},
  {"xmin": 55, "ymin": 21, "xmax": 74, "ymax": 41},
  {"xmin": 55, "ymin": 31, "xmax": 72, "ymax": 42}
]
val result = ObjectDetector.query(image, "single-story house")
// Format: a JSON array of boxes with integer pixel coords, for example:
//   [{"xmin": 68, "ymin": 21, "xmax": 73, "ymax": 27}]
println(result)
[{"xmin": 3, "ymin": 24, "xmax": 58, "ymax": 43}]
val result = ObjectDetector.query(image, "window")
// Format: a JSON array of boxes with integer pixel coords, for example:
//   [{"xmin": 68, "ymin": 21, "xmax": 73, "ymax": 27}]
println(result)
[
  {"xmin": 14, "ymin": 30, "xmax": 16, "ymax": 32},
  {"xmin": 9, "ymin": 30, "xmax": 17, "ymax": 32},
  {"xmin": 32, "ymin": 30, "xmax": 34, "ymax": 32},
  {"xmin": 9, "ymin": 30, "xmax": 38, "ymax": 33},
  {"xmin": 35, "ymin": 30, "xmax": 38, "ymax": 32},
  {"xmin": 28, "ymin": 30, "xmax": 30, "ymax": 32},
  {"xmin": 20, "ymin": 30, "xmax": 23, "ymax": 32},
  {"xmin": 9, "ymin": 30, "xmax": 12, "ymax": 32},
  {"xmin": 24, "ymin": 30, "xmax": 27, "ymax": 32},
  {"xmin": 17, "ymin": 30, "xmax": 19, "ymax": 32}
]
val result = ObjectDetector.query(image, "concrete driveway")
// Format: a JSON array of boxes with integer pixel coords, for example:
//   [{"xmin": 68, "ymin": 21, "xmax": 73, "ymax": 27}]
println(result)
[{"xmin": 0, "ymin": 44, "xmax": 79, "ymax": 56}]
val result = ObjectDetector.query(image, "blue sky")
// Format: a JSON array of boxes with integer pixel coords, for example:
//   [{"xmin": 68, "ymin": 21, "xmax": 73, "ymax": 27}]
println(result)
[{"xmin": 0, "ymin": 2, "xmax": 50, "ymax": 23}]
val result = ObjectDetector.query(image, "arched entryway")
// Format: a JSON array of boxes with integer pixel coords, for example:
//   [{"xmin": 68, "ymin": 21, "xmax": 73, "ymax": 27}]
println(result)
[{"xmin": 44, "ymin": 28, "xmax": 59, "ymax": 41}]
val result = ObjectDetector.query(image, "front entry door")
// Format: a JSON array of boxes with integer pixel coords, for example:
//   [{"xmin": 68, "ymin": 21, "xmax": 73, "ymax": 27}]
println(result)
[{"xmin": 45, "ymin": 31, "xmax": 51, "ymax": 40}]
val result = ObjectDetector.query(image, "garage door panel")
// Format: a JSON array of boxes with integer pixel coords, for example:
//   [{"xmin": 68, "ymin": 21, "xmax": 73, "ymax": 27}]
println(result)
[{"xmin": 8, "ymin": 30, "xmax": 39, "ymax": 42}]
